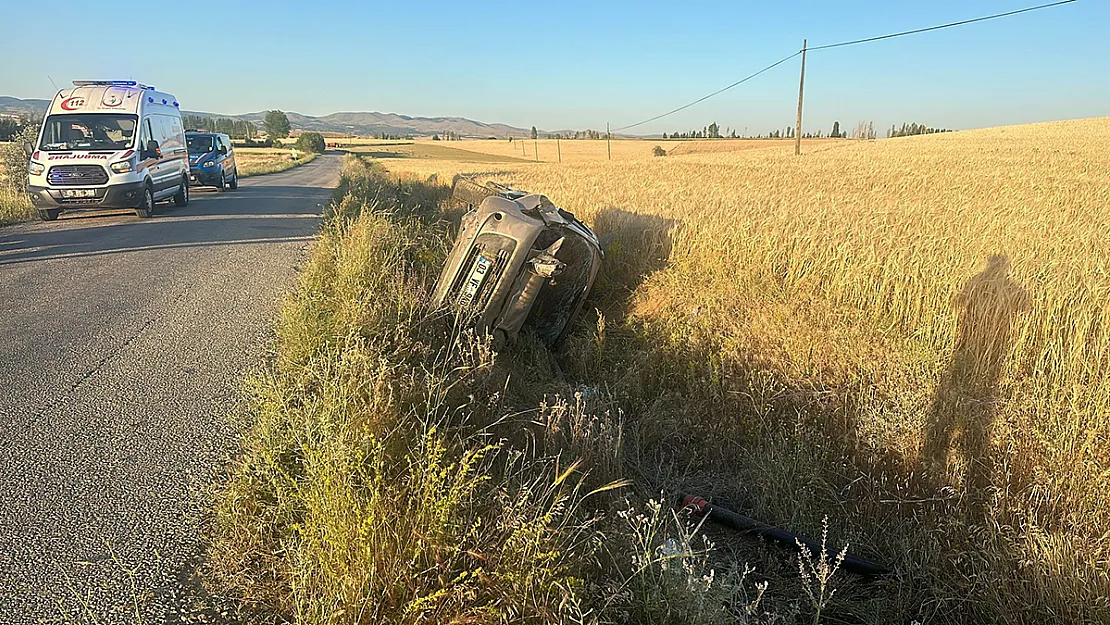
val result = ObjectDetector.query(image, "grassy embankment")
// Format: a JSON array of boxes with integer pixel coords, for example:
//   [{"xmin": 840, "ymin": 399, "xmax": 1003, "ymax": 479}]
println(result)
[
  {"xmin": 216, "ymin": 119, "xmax": 1110, "ymax": 624},
  {"xmin": 0, "ymin": 142, "xmax": 35, "ymax": 224},
  {"xmin": 235, "ymin": 146, "xmax": 318, "ymax": 177},
  {"xmin": 213, "ymin": 154, "xmax": 753, "ymax": 624}
]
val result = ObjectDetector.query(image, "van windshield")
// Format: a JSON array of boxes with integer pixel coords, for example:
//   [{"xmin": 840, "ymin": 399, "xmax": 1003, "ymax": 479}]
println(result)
[
  {"xmin": 187, "ymin": 135, "xmax": 215, "ymax": 154},
  {"xmin": 38, "ymin": 114, "xmax": 138, "ymax": 151}
]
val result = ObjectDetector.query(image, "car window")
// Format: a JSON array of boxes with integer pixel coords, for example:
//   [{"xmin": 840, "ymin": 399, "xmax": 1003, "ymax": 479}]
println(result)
[
  {"xmin": 159, "ymin": 115, "xmax": 184, "ymax": 153},
  {"xmin": 187, "ymin": 134, "xmax": 214, "ymax": 154}
]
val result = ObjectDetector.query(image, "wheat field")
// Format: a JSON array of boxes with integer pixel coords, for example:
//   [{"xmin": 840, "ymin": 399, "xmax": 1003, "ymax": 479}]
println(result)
[{"xmin": 367, "ymin": 118, "xmax": 1110, "ymax": 622}]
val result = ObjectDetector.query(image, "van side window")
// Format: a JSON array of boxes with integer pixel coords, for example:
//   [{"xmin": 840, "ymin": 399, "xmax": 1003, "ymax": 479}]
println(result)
[
  {"xmin": 142, "ymin": 118, "xmax": 153, "ymax": 147},
  {"xmin": 154, "ymin": 115, "xmax": 184, "ymax": 154}
]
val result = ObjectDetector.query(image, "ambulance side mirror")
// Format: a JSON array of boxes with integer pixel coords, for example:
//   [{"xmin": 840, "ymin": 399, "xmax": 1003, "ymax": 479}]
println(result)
[
  {"xmin": 143, "ymin": 139, "xmax": 161, "ymax": 159},
  {"xmin": 22, "ymin": 141, "xmax": 33, "ymax": 158}
]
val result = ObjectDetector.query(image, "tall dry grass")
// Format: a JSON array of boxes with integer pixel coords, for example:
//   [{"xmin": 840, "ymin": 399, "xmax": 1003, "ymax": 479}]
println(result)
[
  {"xmin": 0, "ymin": 139, "xmax": 35, "ymax": 224},
  {"xmin": 215, "ymin": 157, "xmax": 760, "ymax": 624},
  {"xmin": 368, "ymin": 118, "xmax": 1110, "ymax": 623},
  {"xmin": 235, "ymin": 147, "xmax": 317, "ymax": 177}
]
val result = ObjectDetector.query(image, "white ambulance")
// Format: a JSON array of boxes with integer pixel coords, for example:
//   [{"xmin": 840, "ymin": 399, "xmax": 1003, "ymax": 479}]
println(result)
[{"xmin": 26, "ymin": 80, "xmax": 190, "ymax": 220}]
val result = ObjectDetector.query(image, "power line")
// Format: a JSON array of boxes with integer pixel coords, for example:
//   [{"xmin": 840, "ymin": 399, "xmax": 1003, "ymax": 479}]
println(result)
[
  {"xmin": 612, "ymin": 0, "xmax": 1078, "ymax": 133},
  {"xmin": 808, "ymin": 0, "xmax": 1077, "ymax": 51},
  {"xmin": 613, "ymin": 52, "xmax": 800, "ymax": 132}
]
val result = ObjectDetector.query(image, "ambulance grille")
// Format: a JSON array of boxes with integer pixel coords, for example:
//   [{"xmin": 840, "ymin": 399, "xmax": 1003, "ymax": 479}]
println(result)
[{"xmin": 48, "ymin": 165, "xmax": 109, "ymax": 187}]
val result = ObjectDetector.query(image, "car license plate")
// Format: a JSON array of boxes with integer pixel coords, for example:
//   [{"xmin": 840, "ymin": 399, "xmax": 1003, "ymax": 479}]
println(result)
[
  {"xmin": 61, "ymin": 189, "xmax": 97, "ymax": 199},
  {"xmin": 458, "ymin": 256, "xmax": 493, "ymax": 308}
]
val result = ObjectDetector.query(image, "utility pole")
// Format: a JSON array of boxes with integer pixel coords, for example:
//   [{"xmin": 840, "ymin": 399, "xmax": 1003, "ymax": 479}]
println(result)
[
  {"xmin": 557, "ymin": 136, "xmax": 562, "ymax": 162},
  {"xmin": 795, "ymin": 39, "xmax": 807, "ymax": 156},
  {"xmin": 534, "ymin": 139, "xmax": 538, "ymax": 161},
  {"xmin": 606, "ymin": 122, "xmax": 612, "ymax": 160}
]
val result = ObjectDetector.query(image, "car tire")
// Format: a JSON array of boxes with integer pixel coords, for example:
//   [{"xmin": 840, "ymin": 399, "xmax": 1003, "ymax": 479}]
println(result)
[
  {"xmin": 228, "ymin": 170, "xmax": 238, "ymax": 190},
  {"xmin": 135, "ymin": 185, "xmax": 155, "ymax": 218},
  {"xmin": 215, "ymin": 170, "xmax": 226, "ymax": 192},
  {"xmin": 38, "ymin": 208, "xmax": 60, "ymax": 221},
  {"xmin": 173, "ymin": 178, "xmax": 189, "ymax": 207}
]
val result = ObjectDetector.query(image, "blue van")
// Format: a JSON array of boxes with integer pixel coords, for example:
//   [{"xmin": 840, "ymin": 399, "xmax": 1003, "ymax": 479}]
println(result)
[{"xmin": 185, "ymin": 131, "xmax": 238, "ymax": 190}]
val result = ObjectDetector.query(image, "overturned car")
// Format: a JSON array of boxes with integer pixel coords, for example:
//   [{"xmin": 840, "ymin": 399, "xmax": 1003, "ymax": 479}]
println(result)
[{"xmin": 433, "ymin": 176, "xmax": 602, "ymax": 348}]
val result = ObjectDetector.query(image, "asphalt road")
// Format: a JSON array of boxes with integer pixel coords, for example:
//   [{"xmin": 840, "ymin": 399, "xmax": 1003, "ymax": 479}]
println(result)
[{"xmin": 0, "ymin": 154, "xmax": 342, "ymax": 623}]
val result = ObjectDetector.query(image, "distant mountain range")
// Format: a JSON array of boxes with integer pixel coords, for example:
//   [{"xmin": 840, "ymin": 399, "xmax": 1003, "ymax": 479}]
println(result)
[{"xmin": 0, "ymin": 96, "xmax": 533, "ymax": 138}]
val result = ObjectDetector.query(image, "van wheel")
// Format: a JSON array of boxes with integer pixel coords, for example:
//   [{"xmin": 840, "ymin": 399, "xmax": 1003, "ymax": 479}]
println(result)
[
  {"xmin": 228, "ymin": 170, "xmax": 238, "ymax": 190},
  {"xmin": 135, "ymin": 186, "xmax": 155, "ymax": 218},
  {"xmin": 215, "ymin": 171, "xmax": 226, "ymax": 192},
  {"xmin": 173, "ymin": 179, "xmax": 189, "ymax": 206},
  {"xmin": 38, "ymin": 208, "xmax": 60, "ymax": 221}
]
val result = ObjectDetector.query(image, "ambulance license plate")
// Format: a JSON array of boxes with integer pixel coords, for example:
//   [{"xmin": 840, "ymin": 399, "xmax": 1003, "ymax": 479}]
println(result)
[
  {"xmin": 459, "ymin": 256, "xmax": 493, "ymax": 308},
  {"xmin": 61, "ymin": 189, "xmax": 97, "ymax": 199}
]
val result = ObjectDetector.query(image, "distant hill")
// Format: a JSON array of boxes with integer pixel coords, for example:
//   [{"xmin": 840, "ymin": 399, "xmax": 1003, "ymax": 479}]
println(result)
[
  {"xmin": 0, "ymin": 96, "xmax": 51, "ymax": 117},
  {"xmin": 0, "ymin": 96, "xmax": 532, "ymax": 138}
]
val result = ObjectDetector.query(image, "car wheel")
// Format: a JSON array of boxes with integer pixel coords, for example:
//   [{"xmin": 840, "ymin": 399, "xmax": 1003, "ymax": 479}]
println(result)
[
  {"xmin": 38, "ymin": 208, "xmax": 60, "ymax": 221},
  {"xmin": 228, "ymin": 170, "xmax": 238, "ymax": 190},
  {"xmin": 173, "ymin": 178, "xmax": 189, "ymax": 206},
  {"xmin": 215, "ymin": 170, "xmax": 226, "ymax": 192},
  {"xmin": 135, "ymin": 186, "xmax": 155, "ymax": 218}
]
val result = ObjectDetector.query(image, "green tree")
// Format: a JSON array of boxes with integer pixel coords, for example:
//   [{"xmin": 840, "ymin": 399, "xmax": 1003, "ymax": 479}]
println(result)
[
  {"xmin": 530, "ymin": 126, "xmax": 538, "ymax": 140},
  {"xmin": 0, "ymin": 118, "xmax": 22, "ymax": 141},
  {"xmin": 707, "ymin": 122, "xmax": 720, "ymax": 138},
  {"xmin": 295, "ymin": 132, "xmax": 326, "ymax": 154},
  {"xmin": 830, "ymin": 121, "xmax": 841, "ymax": 139},
  {"xmin": 264, "ymin": 110, "xmax": 291, "ymax": 139},
  {"xmin": 0, "ymin": 127, "xmax": 35, "ymax": 193}
]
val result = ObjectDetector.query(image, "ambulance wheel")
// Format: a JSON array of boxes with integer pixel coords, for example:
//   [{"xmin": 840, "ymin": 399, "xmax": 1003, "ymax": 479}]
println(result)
[
  {"xmin": 135, "ymin": 186, "xmax": 155, "ymax": 218},
  {"xmin": 38, "ymin": 208, "xmax": 60, "ymax": 221},
  {"xmin": 173, "ymin": 178, "xmax": 189, "ymax": 207}
]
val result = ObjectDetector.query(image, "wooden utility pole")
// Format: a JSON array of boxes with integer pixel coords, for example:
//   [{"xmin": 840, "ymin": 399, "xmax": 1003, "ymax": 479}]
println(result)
[
  {"xmin": 557, "ymin": 137, "xmax": 562, "ymax": 162},
  {"xmin": 795, "ymin": 39, "xmax": 807, "ymax": 156},
  {"xmin": 534, "ymin": 139, "xmax": 538, "ymax": 161},
  {"xmin": 606, "ymin": 123, "xmax": 612, "ymax": 160}
]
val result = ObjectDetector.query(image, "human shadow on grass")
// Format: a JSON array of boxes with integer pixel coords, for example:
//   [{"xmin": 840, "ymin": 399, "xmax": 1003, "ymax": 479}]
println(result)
[{"xmin": 922, "ymin": 254, "xmax": 1030, "ymax": 514}]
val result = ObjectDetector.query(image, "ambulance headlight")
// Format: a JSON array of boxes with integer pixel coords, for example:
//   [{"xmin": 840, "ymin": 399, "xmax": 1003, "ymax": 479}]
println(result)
[
  {"xmin": 110, "ymin": 160, "xmax": 133, "ymax": 174},
  {"xmin": 110, "ymin": 159, "xmax": 133, "ymax": 175},
  {"xmin": 29, "ymin": 161, "xmax": 45, "ymax": 176}
]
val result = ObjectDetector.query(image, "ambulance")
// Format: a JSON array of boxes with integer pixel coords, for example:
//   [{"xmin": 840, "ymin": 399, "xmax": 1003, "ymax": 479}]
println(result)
[{"xmin": 26, "ymin": 80, "xmax": 190, "ymax": 220}]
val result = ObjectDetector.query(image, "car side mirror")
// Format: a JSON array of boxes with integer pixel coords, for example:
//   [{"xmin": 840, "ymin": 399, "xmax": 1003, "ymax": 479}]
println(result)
[
  {"xmin": 144, "ymin": 139, "xmax": 161, "ymax": 159},
  {"xmin": 23, "ymin": 141, "xmax": 33, "ymax": 158}
]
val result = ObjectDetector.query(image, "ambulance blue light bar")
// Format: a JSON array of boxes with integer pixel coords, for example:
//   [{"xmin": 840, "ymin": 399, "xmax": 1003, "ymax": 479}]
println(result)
[{"xmin": 72, "ymin": 80, "xmax": 155, "ymax": 90}]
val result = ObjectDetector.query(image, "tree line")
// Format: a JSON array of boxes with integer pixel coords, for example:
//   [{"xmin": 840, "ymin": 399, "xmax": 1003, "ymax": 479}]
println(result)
[
  {"xmin": 182, "ymin": 115, "xmax": 258, "ymax": 139},
  {"xmin": 887, "ymin": 122, "xmax": 951, "ymax": 137},
  {"xmin": 0, "ymin": 115, "xmax": 41, "ymax": 142},
  {"xmin": 656, "ymin": 119, "xmax": 950, "ymax": 140}
]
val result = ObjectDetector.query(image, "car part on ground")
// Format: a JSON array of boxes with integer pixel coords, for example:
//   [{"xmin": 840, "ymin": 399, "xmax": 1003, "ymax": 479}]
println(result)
[
  {"xmin": 433, "ymin": 176, "xmax": 602, "ymax": 349},
  {"xmin": 677, "ymin": 494, "xmax": 892, "ymax": 577}
]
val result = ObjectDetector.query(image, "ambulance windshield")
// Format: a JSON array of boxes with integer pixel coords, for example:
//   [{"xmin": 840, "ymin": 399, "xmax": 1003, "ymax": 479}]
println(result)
[{"xmin": 38, "ymin": 114, "xmax": 138, "ymax": 151}]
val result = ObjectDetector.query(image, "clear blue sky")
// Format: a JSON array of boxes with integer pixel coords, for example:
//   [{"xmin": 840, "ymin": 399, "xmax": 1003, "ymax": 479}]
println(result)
[{"xmin": 0, "ymin": 1, "xmax": 1104, "ymax": 134}]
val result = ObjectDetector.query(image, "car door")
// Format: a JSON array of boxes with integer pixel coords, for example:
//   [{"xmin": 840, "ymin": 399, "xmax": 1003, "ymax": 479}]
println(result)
[
  {"xmin": 139, "ymin": 116, "xmax": 163, "ymax": 189},
  {"xmin": 221, "ymin": 136, "xmax": 235, "ymax": 175},
  {"xmin": 160, "ymin": 115, "xmax": 187, "ymax": 190}
]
